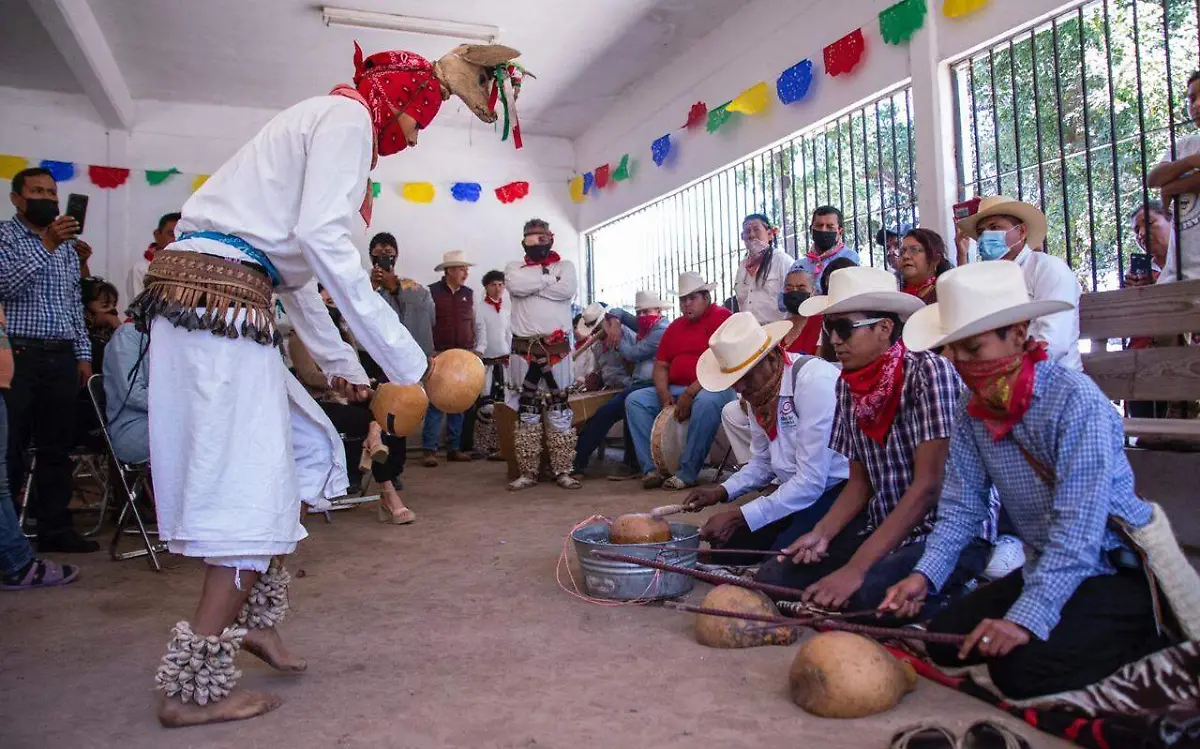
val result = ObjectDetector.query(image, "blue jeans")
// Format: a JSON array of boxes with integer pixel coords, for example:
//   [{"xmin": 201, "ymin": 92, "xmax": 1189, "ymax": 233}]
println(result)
[
  {"xmin": 573, "ymin": 381, "xmax": 653, "ymax": 473},
  {"xmin": 626, "ymin": 385, "xmax": 735, "ymax": 484},
  {"xmin": 422, "ymin": 404, "xmax": 464, "ymax": 452},
  {"xmin": 0, "ymin": 398, "xmax": 33, "ymax": 578}
]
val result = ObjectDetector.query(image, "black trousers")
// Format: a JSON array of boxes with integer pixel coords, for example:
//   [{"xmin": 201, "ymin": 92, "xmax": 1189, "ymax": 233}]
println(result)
[
  {"xmin": 755, "ymin": 510, "xmax": 991, "ymax": 618},
  {"xmin": 703, "ymin": 480, "xmax": 845, "ymax": 566},
  {"xmin": 926, "ymin": 567, "xmax": 1171, "ymax": 699},
  {"xmin": 4, "ymin": 345, "xmax": 79, "ymax": 538},
  {"xmin": 319, "ymin": 402, "xmax": 406, "ymax": 487}
]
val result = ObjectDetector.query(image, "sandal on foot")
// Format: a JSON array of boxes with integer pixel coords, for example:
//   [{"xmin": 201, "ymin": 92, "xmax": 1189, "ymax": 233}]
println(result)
[
  {"xmin": 960, "ymin": 721, "xmax": 1030, "ymax": 749},
  {"xmin": 555, "ymin": 473, "xmax": 582, "ymax": 490},
  {"xmin": 642, "ymin": 472, "xmax": 664, "ymax": 490},
  {"xmin": 508, "ymin": 474, "xmax": 538, "ymax": 492},
  {"xmin": 377, "ymin": 502, "xmax": 416, "ymax": 525},
  {"xmin": 661, "ymin": 476, "xmax": 694, "ymax": 491},
  {"xmin": 889, "ymin": 723, "xmax": 955, "ymax": 749},
  {"xmin": 1, "ymin": 558, "xmax": 81, "ymax": 591}
]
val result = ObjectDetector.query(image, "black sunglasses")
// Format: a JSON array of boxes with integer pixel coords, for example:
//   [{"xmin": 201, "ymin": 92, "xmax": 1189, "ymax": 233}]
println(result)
[{"xmin": 822, "ymin": 316, "xmax": 885, "ymax": 341}]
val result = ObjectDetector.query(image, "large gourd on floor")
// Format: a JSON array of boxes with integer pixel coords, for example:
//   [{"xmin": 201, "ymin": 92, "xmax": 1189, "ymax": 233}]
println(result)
[
  {"xmin": 427, "ymin": 349, "xmax": 486, "ymax": 414},
  {"xmin": 371, "ymin": 383, "xmax": 429, "ymax": 436},
  {"xmin": 788, "ymin": 631, "xmax": 917, "ymax": 718},
  {"xmin": 694, "ymin": 585, "xmax": 798, "ymax": 648},
  {"xmin": 608, "ymin": 514, "xmax": 671, "ymax": 544}
]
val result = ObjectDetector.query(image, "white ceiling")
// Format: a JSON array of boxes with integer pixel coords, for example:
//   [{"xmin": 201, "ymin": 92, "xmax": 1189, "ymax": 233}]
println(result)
[{"xmin": 0, "ymin": 0, "xmax": 754, "ymax": 138}]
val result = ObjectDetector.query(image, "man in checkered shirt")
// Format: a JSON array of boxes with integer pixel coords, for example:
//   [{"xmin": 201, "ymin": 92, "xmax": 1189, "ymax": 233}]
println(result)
[
  {"xmin": 755, "ymin": 266, "xmax": 993, "ymax": 615},
  {"xmin": 0, "ymin": 167, "xmax": 97, "ymax": 554},
  {"xmin": 881, "ymin": 261, "xmax": 1179, "ymax": 700}
]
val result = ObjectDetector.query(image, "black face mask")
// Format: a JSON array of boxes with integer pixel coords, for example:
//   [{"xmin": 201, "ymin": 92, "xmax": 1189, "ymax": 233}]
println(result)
[
  {"xmin": 783, "ymin": 290, "xmax": 811, "ymax": 315},
  {"xmin": 523, "ymin": 240, "xmax": 553, "ymax": 261},
  {"xmin": 811, "ymin": 229, "xmax": 840, "ymax": 252},
  {"xmin": 22, "ymin": 198, "xmax": 59, "ymax": 229}
]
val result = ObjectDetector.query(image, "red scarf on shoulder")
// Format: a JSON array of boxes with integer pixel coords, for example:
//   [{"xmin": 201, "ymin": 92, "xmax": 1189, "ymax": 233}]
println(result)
[
  {"xmin": 956, "ymin": 340, "xmax": 1048, "ymax": 441},
  {"xmin": 840, "ymin": 341, "xmax": 907, "ymax": 444}
]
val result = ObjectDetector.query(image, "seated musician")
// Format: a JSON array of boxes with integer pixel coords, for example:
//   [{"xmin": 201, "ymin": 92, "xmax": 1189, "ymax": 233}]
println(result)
[
  {"xmin": 573, "ymin": 291, "xmax": 669, "ymax": 479},
  {"xmin": 681, "ymin": 312, "xmax": 848, "ymax": 564},
  {"xmin": 626, "ymin": 272, "xmax": 733, "ymax": 490},
  {"xmin": 756, "ymin": 266, "xmax": 992, "ymax": 613},
  {"xmin": 880, "ymin": 261, "xmax": 1178, "ymax": 699}
]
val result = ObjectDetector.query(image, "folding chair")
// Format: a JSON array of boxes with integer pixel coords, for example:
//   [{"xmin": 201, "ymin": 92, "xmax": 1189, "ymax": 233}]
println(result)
[{"xmin": 86, "ymin": 374, "xmax": 165, "ymax": 570}]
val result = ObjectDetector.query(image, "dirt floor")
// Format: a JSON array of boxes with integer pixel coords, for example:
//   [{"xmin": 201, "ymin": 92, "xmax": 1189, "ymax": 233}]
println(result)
[{"xmin": 0, "ymin": 458, "xmax": 1071, "ymax": 749}]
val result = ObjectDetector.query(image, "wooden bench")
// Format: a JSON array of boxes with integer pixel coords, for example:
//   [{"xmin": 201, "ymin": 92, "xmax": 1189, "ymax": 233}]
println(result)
[{"xmin": 1079, "ymin": 279, "xmax": 1200, "ymax": 557}]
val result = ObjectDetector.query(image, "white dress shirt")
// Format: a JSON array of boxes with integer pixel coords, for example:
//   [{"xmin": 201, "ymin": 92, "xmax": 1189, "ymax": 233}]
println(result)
[
  {"xmin": 171, "ymin": 95, "xmax": 427, "ymax": 387},
  {"xmin": 1012, "ymin": 247, "xmax": 1082, "ymax": 371},
  {"xmin": 722, "ymin": 353, "xmax": 850, "ymax": 531},
  {"xmin": 127, "ymin": 255, "xmax": 150, "ymax": 303},
  {"xmin": 474, "ymin": 291, "xmax": 512, "ymax": 358},
  {"xmin": 503, "ymin": 258, "xmax": 578, "ymax": 337},
  {"xmin": 734, "ymin": 250, "xmax": 795, "ymax": 324}
]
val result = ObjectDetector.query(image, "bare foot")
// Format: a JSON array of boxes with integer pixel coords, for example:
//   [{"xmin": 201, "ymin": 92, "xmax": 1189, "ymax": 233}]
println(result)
[
  {"xmin": 157, "ymin": 689, "xmax": 281, "ymax": 728},
  {"xmin": 243, "ymin": 627, "xmax": 307, "ymax": 673}
]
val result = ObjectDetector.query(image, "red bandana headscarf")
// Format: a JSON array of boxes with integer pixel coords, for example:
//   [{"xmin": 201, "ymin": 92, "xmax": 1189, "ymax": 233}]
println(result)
[
  {"xmin": 840, "ymin": 341, "xmax": 907, "ymax": 444},
  {"xmin": 956, "ymin": 339, "xmax": 1048, "ymax": 441},
  {"xmin": 348, "ymin": 43, "xmax": 443, "ymax": 157}
]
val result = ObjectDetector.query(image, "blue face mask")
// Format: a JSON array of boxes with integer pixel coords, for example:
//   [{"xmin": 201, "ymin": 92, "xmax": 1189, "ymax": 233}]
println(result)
[{"xmin": 977, "ymin": 229, "xmax": 1014, "ymax": 261}]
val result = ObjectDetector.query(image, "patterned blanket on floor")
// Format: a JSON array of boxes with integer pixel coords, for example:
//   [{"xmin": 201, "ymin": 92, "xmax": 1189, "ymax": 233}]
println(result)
[{"xmin": 882, "ymin": 641, "xmax": 1200, "ymax": 749}]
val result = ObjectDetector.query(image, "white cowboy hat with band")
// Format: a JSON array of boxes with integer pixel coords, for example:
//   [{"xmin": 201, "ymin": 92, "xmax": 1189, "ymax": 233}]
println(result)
[
  {"xmin": 635, "ymin": 289, "xmax": 669, "ymax": 310},
  {"xmin": 697, "ymin": 312, "xmax": 792, "ymax": 393},
  {"xmin": 434, "ymin": 250, "xmax": 475, "ymax": 272},
  {"xmin": 956, "ymin": 195, "xmax": 1048, "ymax": 251},
  {"xmin": 903, "ymin": 260, "xmax": 1074, "ymax": 352},
  {"xmin": 676, "ymin": 271, "xmax": 716, "ymax": 298},
  {"xmin": 797, "ymin": 265, "xmax": 924, "ymax": 319}
]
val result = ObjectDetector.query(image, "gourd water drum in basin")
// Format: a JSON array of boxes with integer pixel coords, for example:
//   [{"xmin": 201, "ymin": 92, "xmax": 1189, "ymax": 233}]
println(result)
[
  {"xmin": 371, "ymin": 383, "xmax": 429, "ymax": 436},
  {"xmin": 571, "ymin": 521, "xmax": 699, "ymax": 600},
  {"xmin": 608, "ymin": 513, "xmax": 672, "ymax": 544},
  {"xmin": 427, "ymin": 349, "xmax": 485, "ymax": 413}
]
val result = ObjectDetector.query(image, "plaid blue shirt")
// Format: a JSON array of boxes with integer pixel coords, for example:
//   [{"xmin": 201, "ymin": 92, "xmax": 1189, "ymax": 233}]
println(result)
[
  {"xmin": 0, "ymin": 218, "xmax": 90, "ymax": 360},
  {"xmin": 913, "ymin": 361, "xmax": 1153, "ymax": 641},
  {"xmin": 830, "ymin": 350, "xmax": 978, "ymax": 543}
]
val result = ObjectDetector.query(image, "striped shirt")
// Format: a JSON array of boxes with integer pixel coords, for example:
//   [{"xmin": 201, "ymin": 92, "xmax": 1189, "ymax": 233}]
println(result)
[
  {"xmin": 914, "ymin": 361, "xmax": 1152, "ymax": 641},
  {"xmin": 0, "ymin": 218, "xmax": 90, "ymax": 360}
]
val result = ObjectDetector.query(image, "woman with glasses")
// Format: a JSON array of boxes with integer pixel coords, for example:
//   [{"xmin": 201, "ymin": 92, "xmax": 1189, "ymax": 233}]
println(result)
[{"xmin": 897, "ymin": 229, "xmax": 953, "ymax": 305}]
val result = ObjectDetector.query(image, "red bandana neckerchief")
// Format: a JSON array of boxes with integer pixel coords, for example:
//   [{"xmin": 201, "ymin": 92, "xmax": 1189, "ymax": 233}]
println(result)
[
  {"xmin": 144, "ymin": 243, "xmax": 157, "ymax": 263},
  {"xmin": 957, "ymin": 340, "xmax": 1048, "ymax": 441},
  {"xmin": 523, "ymin": 250, "xmax": 562, "ymax": 268},
  {"xmin": 484, "ymin": 295, "xmax": 502, "ymax": 313},
  {"xmin": 840, "ymin": 341, "xmax": 907, "ymax": 445},
  {"xmin": 746, "ymin": 350, "xmax": 786, "ymax": 441},
  {"xmin": 805, "ymin": 243, "xmax": 845, "ymax": 276},
  {"xmin": 903, "ymin": 277, "xmax": 936, "ymax": 302}
]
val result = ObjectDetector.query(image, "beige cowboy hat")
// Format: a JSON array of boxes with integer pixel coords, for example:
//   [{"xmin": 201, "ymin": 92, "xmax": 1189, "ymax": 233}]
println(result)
[
  {"xmin": 576, "ymin": 302, "xmax": 606, "ymax": 338},
  {"xmin": 696, "ymin": 312, "xmax": 792, "ymax": 392},
  {"xmin": 904, "ymin": 260, "xmax": 1074, "ymax": 352},
  {"xmin": 798, "ymin": 265, "xmax": 924, "ymax": 319},
  {"xmin": 956, "ymin": 195, "xmax": 1048, "ymax": 251},
  {"xmin": 676, "ymin": 271, "xmax": 715, "ymax": 298},
  {"xmin": 635, "ymin": 289, "xmax": 669, "ymax": 310},
  {"xmin": 434, "ymin": 250, "xmax": 475, "ymax": 272}
]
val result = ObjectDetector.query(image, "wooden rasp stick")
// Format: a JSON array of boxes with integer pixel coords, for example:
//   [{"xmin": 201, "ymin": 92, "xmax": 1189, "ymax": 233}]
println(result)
[
  {"xmin": 650, "ymin": 545, "xmax": 780, "ymax": 557},
  {"xmin": 648, "ymin": 504, "xmax": 689, "ymax": 519},
  {"xmin": 590, "ymin": 549, "xmax": 810, "ymax": 599},
  {"xmin": 663, "ymin": 601, "xmax": 967, "ymax": 646}
]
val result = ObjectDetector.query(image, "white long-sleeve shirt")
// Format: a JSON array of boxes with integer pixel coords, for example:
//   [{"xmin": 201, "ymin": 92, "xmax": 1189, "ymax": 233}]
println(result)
[
  {"xmin": 734, "ymin": 249, "xmax": 795, "ymax": 324},
  {"xmin": 474, "ymin": 291, "xmax": 512, "ymax": 358},
  {"xmin": 503, "ymin": 258, "xmax": 578, "ymax": 337},
  {"xmin": 1012, "ymin": 247, "xmax": 1082, "ymax": 371},
  {"xmin": 171, "ymin": 95, "xmax": 427, "ymax": 387},
  {"xmin": 722, "ymin": 354, "xmax": 850, "ymax": 531}
]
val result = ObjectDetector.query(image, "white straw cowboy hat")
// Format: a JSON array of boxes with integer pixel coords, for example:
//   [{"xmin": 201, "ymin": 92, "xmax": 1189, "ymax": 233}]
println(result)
[
  {"xmin": 576, "ymin": 302, "xmax": 606, "ymax": 337},
  {"xmin": 798, "ymin": 265, "xmax": 924, "ymax": 319},
  {"xmin": 956, "ymin": 195, "xmax": 1048, "ymax": 251},
  {"xmin": 635, "ymin": 289, "xmax": 668, "ymax": 310},
  {"xmin": 904, "ymin": 260, "xmax": 1074, "ymax": 352},
  {"xmin": 434, "ymin": 250, "xmax": 475, "ymax": 272},
  {"xmin": 676, "ymin": 271, "xmax": 716, "ymax": 298},
  {"xmin": 697, "ymin": 312, "xmax": 792, "ymax": 392}
]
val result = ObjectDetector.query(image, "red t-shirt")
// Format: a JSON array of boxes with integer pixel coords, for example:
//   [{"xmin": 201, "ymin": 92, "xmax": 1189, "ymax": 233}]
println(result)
[
  {"xmin": 786, "ymin": 315, "xmax": 823, "ymax": 356},
  {"xmin": 656, "ymin": 303, "xmax": 732, "ymax": 386}
]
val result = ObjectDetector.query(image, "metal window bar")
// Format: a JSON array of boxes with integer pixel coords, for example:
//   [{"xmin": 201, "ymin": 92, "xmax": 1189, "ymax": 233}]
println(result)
[{"xmin": 952, "ymin": 0, "xmax": 1199, "ymax": 291}]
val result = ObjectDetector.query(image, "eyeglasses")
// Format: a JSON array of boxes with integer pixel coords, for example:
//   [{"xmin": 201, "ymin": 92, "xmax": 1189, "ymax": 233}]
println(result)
[{"xmin": 823, "ymin": 317, "xmax": 885, "ymax": 341}]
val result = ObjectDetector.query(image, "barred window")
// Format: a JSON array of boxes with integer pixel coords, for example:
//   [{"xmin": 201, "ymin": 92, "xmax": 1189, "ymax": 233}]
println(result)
[
  {"xmin": 585, "ymin": 85, "xmax": 917, "ymax": 310},
  {"xmin": 953, "ymin": 0, "xmax": 1200, "ymax": 290}
]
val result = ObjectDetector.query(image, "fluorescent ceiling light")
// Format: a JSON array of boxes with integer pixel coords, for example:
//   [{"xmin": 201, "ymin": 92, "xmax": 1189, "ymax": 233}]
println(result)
[{"xmin": 321, "ymin": 7, "xmax": 499, "ymax": 43}]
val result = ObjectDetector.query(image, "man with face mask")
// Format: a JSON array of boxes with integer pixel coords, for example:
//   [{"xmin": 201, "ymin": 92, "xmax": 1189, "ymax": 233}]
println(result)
[
  {"xmin": 956, "ymin": 196, "xmax": 1082, "ymax": 370},
  {"xmin": 0, "ymin": 167, "xmax": 98, "ymax": 555},
  {"xmin": 790, "ymin": 206, "xmax": 861, "ymax": 280},
  {"xmin": 502, "ymin": 218, "xmax": 581, "ymax": 491}
]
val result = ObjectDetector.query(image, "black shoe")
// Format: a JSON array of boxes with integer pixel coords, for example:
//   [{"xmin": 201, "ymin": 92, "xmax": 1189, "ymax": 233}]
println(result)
[{"xmin": 37, "ymin": 531, "xmax": 100, "ymax": 554}]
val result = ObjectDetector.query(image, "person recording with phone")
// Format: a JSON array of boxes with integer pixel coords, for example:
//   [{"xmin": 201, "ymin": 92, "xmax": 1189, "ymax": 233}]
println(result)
[
  {"xmin": 368, "ymin": 232, "xmax": 434, "ymax": 364},
  {"xmin": 0, "ymin": 167, "xmax": 98, "ymax": 553}
]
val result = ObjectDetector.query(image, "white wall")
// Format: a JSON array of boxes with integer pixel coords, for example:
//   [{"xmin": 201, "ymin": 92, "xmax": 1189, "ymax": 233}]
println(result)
[
  {"xmin": 0, "ymin": 86, "xmax": 579, "ymax": 305},
  {"xmin": 573, "ymin": 0, "xmax": 1077, "ymax": 244}
]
